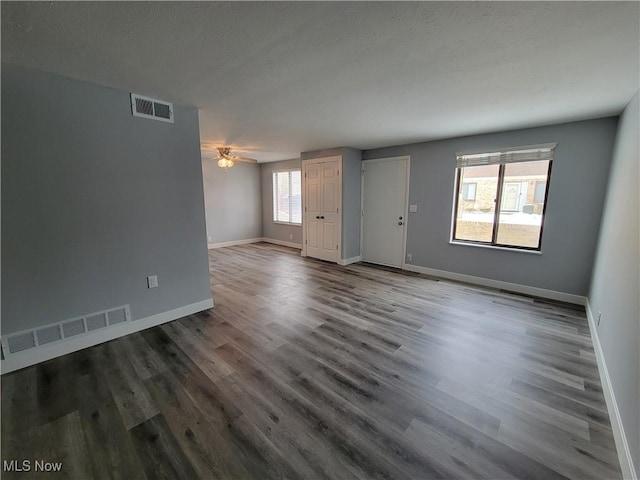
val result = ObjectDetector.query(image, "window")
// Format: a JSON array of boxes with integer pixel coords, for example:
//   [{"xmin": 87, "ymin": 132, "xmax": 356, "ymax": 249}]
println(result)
[
  {"xmin": 452, "ymin": 145, "xmax": 554, "ymax": 250},
  {"xmin": 273, "ymin": 170, "xmax": 302, "ymax": 224},
  {"xmin": 461, "ymin": 182, "xmax": 477, "ymax": 201}
]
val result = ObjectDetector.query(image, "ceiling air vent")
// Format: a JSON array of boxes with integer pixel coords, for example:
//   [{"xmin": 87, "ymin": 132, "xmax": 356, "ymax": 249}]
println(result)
[{"xmin": 131, "ymin": 93, "xmax": 174, "ymax": 123}]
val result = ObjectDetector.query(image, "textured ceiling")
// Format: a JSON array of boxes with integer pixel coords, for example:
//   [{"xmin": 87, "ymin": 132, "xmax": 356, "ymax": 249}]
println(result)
[{"xmin": 2, "ymin": 2, "xmax": 639, "ymax": 162}]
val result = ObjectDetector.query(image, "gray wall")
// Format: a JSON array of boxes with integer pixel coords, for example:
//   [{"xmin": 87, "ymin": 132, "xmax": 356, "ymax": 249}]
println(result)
[
  {"xmin": 301, "ymin": 146, "xmax": 362, "ymax": 260},
  {"xmin": 261, "ymin": 158, "xmax": 302, "ymax": 245},
  {"xmin": 363, "ymin": 117, "xmax": 618, "ymax": 295},
  {"xmin": 589, "ymin": 91, "xmax": 639, "ymax": 478},
  {"xmin": 1, "ymin": 64, "xmax": 212, "ymax": 334},
  {"xmin": 202, "ymin": 160, "xmax": 262, "ymax": 245},
  {"xmin": 342, "ymin": 147, "xmax": 363, "ymax": 259}
]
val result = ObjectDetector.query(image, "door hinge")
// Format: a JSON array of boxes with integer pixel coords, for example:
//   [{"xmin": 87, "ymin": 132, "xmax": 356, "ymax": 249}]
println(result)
[
  {"xmin": 305, "ymin": 240, "xmax": 307, "ymax": 244},
  {"xmin": 336, "ymin": 244, "xmax": 338, "ymax": 250},
  {"xmin": 336, "ymin": 208, "xmax": 339, "ymax": 213},
  {"xmin": 305, "ymin": 206, "xmax": 307, "ymax": 211}
]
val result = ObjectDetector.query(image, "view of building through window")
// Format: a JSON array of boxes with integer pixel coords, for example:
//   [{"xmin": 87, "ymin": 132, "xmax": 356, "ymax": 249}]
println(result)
[
  {"xmin": 453, "ymin": 159, "xmax": 551, "ymax": 249},
  {"xmin": 273, "ymin": 170, "xmax": 302, "ymax": 224}
]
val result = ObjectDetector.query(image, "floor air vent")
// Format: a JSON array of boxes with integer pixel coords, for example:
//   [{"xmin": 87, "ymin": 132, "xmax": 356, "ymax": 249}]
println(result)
[
  {"xmin": 1, "ymin": 305, "xmax": 131, "ymax": 357},
  {"xmin": 86, "ymin": 313, "xmax": 107, "ymax": 331},
  {"xmin": 36, "ymin": 325, "xmax": 62, "ymax": 345},
  {"xmin": 131, "ymin": 93, "xmax": 174, "ymax": 123},
  {"xmin": 7, "ymin": 332, "xmax": 36, "ymax": 353}
]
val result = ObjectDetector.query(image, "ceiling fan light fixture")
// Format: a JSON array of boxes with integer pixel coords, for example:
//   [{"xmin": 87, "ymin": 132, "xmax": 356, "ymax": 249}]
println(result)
[
  {"xmin": 209, "ymin": 145, "xmax": 257, "ymax": 170},
  {"xmin": 217, "ymin": 157, "xmax": 234, "ymax": 169}
]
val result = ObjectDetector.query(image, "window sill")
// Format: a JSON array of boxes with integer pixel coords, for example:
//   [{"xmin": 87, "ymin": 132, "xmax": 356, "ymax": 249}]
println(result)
[
  {"xmin": 449, "ymin": 241, "xmax": 542, "ymax": 255},
  {"xmin": 273, "ymin": 221, "xmax": 302, "ymax": 226}
]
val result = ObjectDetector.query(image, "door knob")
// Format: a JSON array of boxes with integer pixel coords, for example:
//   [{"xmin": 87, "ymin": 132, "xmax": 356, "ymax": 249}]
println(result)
[
  {"xmin": 399, "ymin": 216, "xmax": 403, "ymax": 220},
  {"xmin": 320, "ymin": 216, "xmax": 325, "ymax": 219},
  {"xmin": 315, "ymin": 215, "xmax": 320, "ymax": 219},
  {"xmin": 398, "ymin": 221, "xmax": 403, "ymax": 225}
]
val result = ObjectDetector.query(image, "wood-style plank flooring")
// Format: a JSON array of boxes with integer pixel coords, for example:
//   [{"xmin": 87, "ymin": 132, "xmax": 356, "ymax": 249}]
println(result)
[{"xmin": 1, "ymin": 243, "xmax": 622, "ymax": 479}]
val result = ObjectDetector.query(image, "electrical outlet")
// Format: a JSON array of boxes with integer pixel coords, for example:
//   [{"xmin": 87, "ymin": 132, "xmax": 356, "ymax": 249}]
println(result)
[
  {"xmin": 289, "ymin": 234, "xmax": 293, "ymax": 240},
  {"xmin": 409, "ymin": 205, "xmax": 418, "ymax": 213},
  {"xmin": 407, "ymin": 253, "xmax": 412, "ymax": 262},
  {"xmin": 597, "ymin": 311, "xmax": 602, "ymax": 326},
  {"xmin": 147, "ymin": 275, "xmax": 158, "ymax": 289},
  {"xmin": 208, "ymin": 236, "xmax": 214, "ymax": 243}
]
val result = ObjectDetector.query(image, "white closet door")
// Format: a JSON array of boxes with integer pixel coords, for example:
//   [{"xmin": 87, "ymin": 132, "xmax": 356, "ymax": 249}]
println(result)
[{"xmin": 304, "ymin": 159, "xmax": 340, "ymax": 262}]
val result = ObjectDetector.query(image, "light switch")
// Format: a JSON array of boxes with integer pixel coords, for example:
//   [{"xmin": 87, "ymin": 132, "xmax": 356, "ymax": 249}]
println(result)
[{"xmin": 409, "ymin": 205, "xmax": 418, "ymax": 213}]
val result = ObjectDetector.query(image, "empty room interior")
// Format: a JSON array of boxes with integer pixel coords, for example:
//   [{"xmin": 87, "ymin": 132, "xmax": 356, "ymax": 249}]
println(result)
[{"xmin": 2, "ymin": 2, "xmax": 639, "ymax": 479}]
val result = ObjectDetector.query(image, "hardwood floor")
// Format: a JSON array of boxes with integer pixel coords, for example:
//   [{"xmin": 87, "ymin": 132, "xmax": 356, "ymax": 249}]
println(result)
[{"xmin": 1, "ymin": 242, "xmax": 621, "ymax": 479}]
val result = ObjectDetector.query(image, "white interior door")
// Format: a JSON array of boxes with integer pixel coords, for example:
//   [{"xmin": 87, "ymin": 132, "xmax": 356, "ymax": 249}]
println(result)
[
  {"xmin": 304, "ymin": 160, "xmax": 340, "ymax": 262},
  {"xmin": 362, "ymin": 158, "xmax": 408, "ymax": 267}
]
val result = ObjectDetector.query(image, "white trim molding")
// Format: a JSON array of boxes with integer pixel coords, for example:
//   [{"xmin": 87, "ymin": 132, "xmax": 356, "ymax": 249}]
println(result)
[
  {"xmin": 1, "ymin": 299, "xmax": 214, "ymax": 375},
  {"xmin": 338, "ymin": 256, "xmax": 362, "ymax": 266},
  {"xmin": 261, "ymin": 237, "xmax": 302, "ymax": 249},
  {"xmin": 585, "ymin": 300, "xmax": 637, "ymax": 480},
  {"xmin": 207, "ymin": 238, "xmax": 263, "ymax": 249},
  {"xmin": 207, "ymin": 237, "xmax": 303, "ymax": 250},
  {"xmin": 403, "ymin": 263, "xmax": 586, "ymax": 305}
]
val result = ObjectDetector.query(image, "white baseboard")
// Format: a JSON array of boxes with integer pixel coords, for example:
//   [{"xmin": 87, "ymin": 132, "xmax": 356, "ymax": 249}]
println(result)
[
  {"xmin": 338, "ymin": 256, "xmax": 362, "ymax": 266},
  {"xmin": 402, "ymin": 263, "xmax": 586, "ymax": 305},
  {"xmin": 1, "ymin": 299, "xmax": 214, "ymax": 375},
  {"xmin": 585, "ymin": 300, "xmax": 637, "ymax": 480},
  {"xmin": 261, "ymin": 237, "xmax": 302, "ymax": 249},
  {"xmin": 207, "ymin": 238, "xmax": 263, "ymax": 249},
  {"xmin": 207, "ymin": 237, "xmax": 302, "ymax": 250}
]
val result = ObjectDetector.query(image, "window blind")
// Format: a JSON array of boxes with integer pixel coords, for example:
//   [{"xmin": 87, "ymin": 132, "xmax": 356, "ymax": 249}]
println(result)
[
  {"xmin": 456, "ymin": 143, "xmax": 556, "ymax": 168},
  {"xmin": 273, "ymin": 170, "xmax": 302, "ymax": 224}
]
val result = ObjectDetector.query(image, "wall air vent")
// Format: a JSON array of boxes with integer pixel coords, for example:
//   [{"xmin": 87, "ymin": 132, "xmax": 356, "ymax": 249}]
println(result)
[
  {"xmin": 131, "ymin": 93, "xmax": 174, "ymax": 123},
  {"xmin": 1, "ymin": 305, "xmax": 131, "ymax": 357}
]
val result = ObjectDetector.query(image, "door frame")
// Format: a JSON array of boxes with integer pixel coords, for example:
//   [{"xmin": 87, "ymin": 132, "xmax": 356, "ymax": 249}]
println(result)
[
  {"xmin": 301, "ymin": 155, "xmax": 343, "ymax": 262},
  {"xmin": 360, "ymin": 155, "xmax": 411, "ymax": 269}
]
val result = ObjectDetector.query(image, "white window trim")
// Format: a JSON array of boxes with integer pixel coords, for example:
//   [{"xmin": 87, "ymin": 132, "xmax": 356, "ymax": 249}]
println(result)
[
  {"xmin": 449, "ymin": 240, "xmax": 543, "ymax": 255},
  {"xmin": 272, "ymin": 169, "xmax": 302, "ymax": 225},
  {"xmin": 450, "ymin": 144, "xmax": 555, "ymax": 252}
]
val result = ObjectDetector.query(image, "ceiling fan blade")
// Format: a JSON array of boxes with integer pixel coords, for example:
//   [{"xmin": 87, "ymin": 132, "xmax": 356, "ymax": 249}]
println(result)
[
  {"xmin": 232, "ymin": 157, "xmax": 258, "ymax": 164},
  {"xmin": 200, "ymin": 144, "xmax": 258, "ymax": 164}
]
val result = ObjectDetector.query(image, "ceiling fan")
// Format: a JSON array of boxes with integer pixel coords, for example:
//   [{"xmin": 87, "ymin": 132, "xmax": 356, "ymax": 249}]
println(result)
[{"xmin": 213, "ymin": 147, "xmax": 258, "ymax": 170}]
